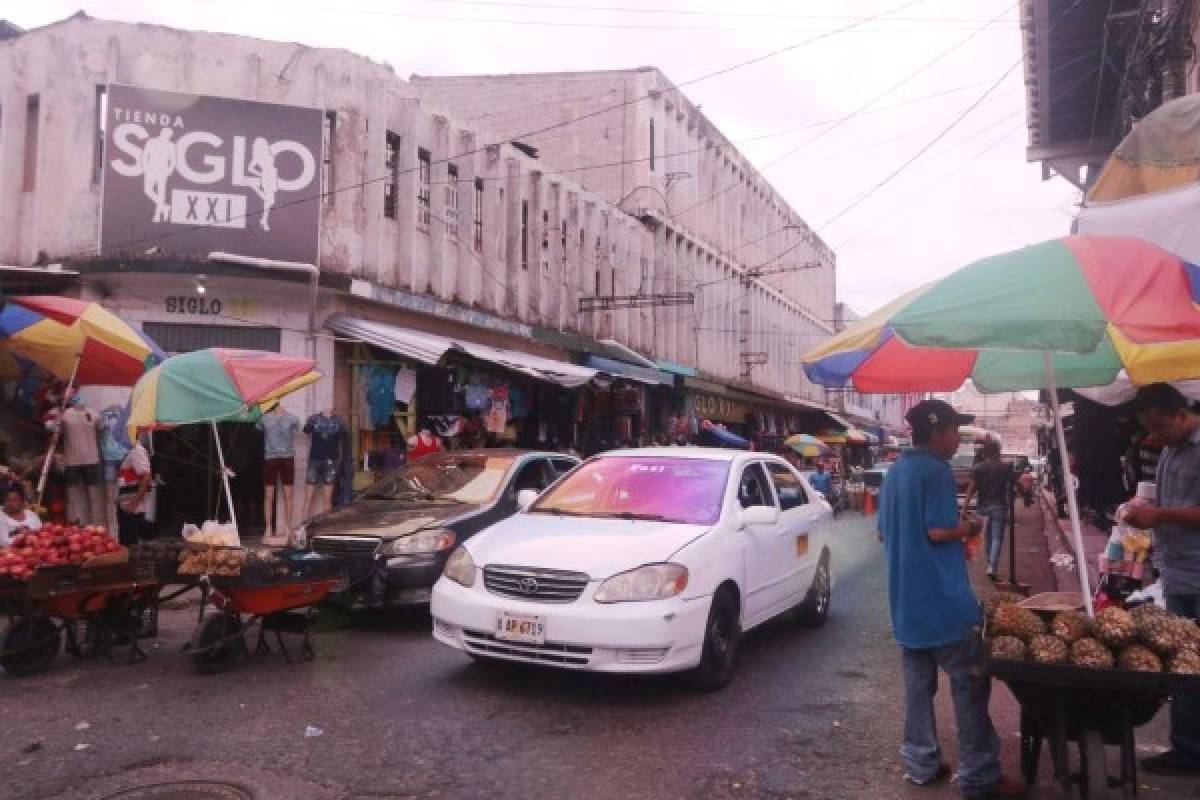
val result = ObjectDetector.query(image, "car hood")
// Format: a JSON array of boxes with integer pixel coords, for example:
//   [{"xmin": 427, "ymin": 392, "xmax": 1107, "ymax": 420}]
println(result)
[
  {"xmin": 467, "ymin": 513, "xmax": 709, "ymax": 579},
  {"xmin": 306, "ymin": 500, "xmax": 476, "ymax": 539}
]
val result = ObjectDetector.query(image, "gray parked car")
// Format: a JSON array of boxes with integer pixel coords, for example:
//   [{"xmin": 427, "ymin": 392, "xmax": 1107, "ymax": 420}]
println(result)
[{"xmin": 306, "ymin": 449, "xmax": 579, "ymax": 607}]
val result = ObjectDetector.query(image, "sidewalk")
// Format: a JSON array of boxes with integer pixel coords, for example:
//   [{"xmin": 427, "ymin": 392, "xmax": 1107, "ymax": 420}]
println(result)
[{"xmin": 1036, "ymin": 489, "xmax": 1107, "ymax": 596}]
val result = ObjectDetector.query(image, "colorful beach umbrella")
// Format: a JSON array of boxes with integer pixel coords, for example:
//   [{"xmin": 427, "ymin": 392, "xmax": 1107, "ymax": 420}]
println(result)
[
  {"xmin": 802, "ymin": 233, "xmax": 1200, "ymax": 617},
  {"xmin": 784, "ymin": 433, "xmax": 828, "ymax": 457},
  {"xmin": 128, "ymin": 348, "xmax": 319, "ymax": 436},
  {"xmin": 0, "ymin": 296, "xmax": 163, "ymax": 386},
  {"xmin": 802, "ymin": 235, "xmax": 1200, "ymax": 393}
]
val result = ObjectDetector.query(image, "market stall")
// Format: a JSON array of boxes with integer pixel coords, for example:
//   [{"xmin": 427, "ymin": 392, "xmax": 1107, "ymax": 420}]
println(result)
[{"xmin": 802, "ymin": 233, "xmax": 1200, "ymax": 796}]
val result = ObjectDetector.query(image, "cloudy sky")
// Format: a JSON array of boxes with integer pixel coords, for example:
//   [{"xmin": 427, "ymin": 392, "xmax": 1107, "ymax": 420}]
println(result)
[{"xmin": 9, "ymin": 0, "xmax": 1081, "ymax": 314}]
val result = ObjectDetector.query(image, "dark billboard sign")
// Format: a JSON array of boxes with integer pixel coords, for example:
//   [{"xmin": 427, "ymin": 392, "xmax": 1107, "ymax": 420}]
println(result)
[{"xmin": 101, "ymin": 85, "xmax": 323, "ymax": 265}]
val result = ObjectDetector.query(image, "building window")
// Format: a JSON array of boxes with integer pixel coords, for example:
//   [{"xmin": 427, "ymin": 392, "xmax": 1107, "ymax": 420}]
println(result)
[
  {"xmin": 384, "ymin": 131, "xmax": 401, "ymax": 219},
  {"xmin": 416, "ymin": 147, "xmax": 431, "ymax": 229},
  {"xmin": 520, "ymin": 200, "xmax": 529, "ymax": 270},
  {"xmin": 92, "ymin": 86, "xmax": 107, "ymax": 185},
  {"xmin": 322, "ymin": 111, "xmax": 336, "ymax": 207},
  {"xmin": 541, "ymin": 209, "xmax": 550, "ymax": 273},
  {"xmin": 473, "ymin": 178, "xmax": 484, "ymax": 253},
  {"xmin": 649, "ymin": 119, "xmax": 655, "ymax": 172},
  {"xmin": 445, "ymin": 164, "xmax": 460, "ymax": 241},
  {"xmin": 23, "ymin": 94, "xmax": 39, "ymax": 192}
]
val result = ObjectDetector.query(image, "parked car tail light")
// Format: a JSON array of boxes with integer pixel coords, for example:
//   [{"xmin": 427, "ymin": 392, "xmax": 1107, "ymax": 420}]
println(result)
[
  {"xmin": 443, "ymin": 546, "xmax": 476, "ymax": 587},
  {"xmin": 594, "ymin": 563, "xmax": 688, "ymax": 603},
  {"xmin": 385, "ymin": 529, "xmax": 457, "ymax": 555}
]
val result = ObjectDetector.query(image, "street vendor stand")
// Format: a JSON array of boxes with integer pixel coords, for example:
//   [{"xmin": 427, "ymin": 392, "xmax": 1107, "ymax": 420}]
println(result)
[
  {"xmin": 126, "ymin": 348, "xmax": 352, "ymax": 672},
  {"xmin": 802, "ymin": 234, "xmax": 1200, "ymax": 794}
]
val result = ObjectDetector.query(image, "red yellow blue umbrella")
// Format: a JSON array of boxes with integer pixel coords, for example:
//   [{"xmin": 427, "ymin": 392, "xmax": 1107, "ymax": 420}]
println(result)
[{"xmin": 0, "ymin": 296, "xmax": 163, "ymax": 386}]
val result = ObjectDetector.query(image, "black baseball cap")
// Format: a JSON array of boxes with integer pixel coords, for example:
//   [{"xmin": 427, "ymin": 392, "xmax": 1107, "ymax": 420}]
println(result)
[{"xmin": 905, "ymin": 399, "xmax": 974, "ymax": 438}]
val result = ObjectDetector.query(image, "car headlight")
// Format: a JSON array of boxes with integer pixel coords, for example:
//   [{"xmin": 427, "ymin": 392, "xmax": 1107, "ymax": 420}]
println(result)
[
  {"xmin": 594, "ymin": 563, "xmax": 688, "ymax": 603},
  {"xmin": 443, "ymin": 546, "xmax": 476, "ymax": 587},
  {"xmin": 385, "ymin": 528, "xmax": 457, "ymax": 556}
]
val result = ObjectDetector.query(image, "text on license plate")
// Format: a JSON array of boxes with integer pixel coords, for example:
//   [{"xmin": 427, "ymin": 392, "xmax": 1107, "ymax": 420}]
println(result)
[{"xmin": 495, "ymin": 612, "xmax": 545, "ymax": 644}]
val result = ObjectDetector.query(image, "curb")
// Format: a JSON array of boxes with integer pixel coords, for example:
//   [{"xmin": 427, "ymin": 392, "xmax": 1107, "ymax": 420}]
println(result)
[{"xmin": 1038, "ymin": 489, "xmax": 1083, "ymax": 595}]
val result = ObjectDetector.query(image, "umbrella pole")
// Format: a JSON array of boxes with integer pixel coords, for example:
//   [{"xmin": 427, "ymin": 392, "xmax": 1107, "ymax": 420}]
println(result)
[
  {"xmin": 210, "ymin": 420, "xmax": 238, "ymax": 533},
  {"xmin": 36, "ymin": 356, "xmax": 81, "ymax": 510},
  {"xmin": 1044, "ymin": 353, "xmax": 1094, "ymax": 616}
]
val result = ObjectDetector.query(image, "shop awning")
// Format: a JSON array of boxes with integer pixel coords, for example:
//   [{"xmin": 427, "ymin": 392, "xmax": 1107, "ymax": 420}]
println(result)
[
  {"xmin": 583, "ymin": 355, "xmax": 674, "ymax": 386},
  {"xmin": 326, "ymin": 314, "xmax": 598, "ymax": 389}
]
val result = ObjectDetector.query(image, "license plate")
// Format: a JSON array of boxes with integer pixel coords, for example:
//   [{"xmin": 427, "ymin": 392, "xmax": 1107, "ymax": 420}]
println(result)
[{"xmin": 495, "ymin": 612, "xmax": 545, "ymax": 645}]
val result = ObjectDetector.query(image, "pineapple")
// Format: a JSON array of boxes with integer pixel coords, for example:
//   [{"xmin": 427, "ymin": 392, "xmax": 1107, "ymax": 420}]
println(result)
[
  {"xmin": 1130, "ymin": 603, "xmax": 1167, "ymax": 627},
  {"xmin": 985, "ymin": 591, "xmax": 1026, "ymax": 621},
  {"xmin": 990, "ymin": 604, "xmax": 1047, "ymax": 643},
  {"xmin": 1168, "ymin": 650, "xmax": 1200, "ymax": 675},
  {"xmin": 1138, "ymin": 615, "xmax": 1192, "ymax": 659},
  {"xmin": 1095, "ymin": 607, "xmax": 1137, "ymax": 650},
  {"xmin": 1117, "ymin": 644, "xmax": 1163, "ymax": 673},
  {"xmin": 1028, "ymin": 634, "xmax": 1070, "ymax": 665},
  {"xmin": 1069, "ymin": 637, "xmax": 1115, "ymax": 669},
  {"xmin": 1051, "ymin": 611, "xmax": 1093, "ymax": 644},
  {"xmin": 989, "ymin": 636, "xmax": 1027, "ymax": 662}
]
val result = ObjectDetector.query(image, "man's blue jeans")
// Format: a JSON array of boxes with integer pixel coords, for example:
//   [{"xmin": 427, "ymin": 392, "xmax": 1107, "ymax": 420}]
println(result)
[
  {"xmin": 978, "ymin": 503, "xmax": 1008, "ymax": 574},
  {"xmin": 901, "ymin": 633, "xmax": 1001, "ymax": 791},
  {"xmin": 1166, "ymin": 593, "xmax": 1200, "ymax": 762}
]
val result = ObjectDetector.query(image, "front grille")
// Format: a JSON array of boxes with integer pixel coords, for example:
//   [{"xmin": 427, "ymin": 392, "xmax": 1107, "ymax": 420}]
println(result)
[
  {"xmin": 311, "ymin": 535, "xmax": 381, "ymax": 556},
  {"xmin": 462, "ymin": 629, "xmax": 592, "ymax": 666},
  {"xmin": 616, "ymin": 647, "xmax": 670, "ymax": 665},
  {"xmin": 483, "ymin": 565, "xmax": 589, "ymax": 603}
]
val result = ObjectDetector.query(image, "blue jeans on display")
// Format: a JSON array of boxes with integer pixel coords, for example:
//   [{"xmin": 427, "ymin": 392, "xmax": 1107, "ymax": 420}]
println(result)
[
  {"xmin": 901, "ymin": 633, "xmax": 1001, "ymax": 791},
  {"xmin": 1166, "ymin": 593, "xmax": 1200, "ymax": 762},
  {"xmin": 979, "ymin": 503, "xmax": 1007, "ymax": 574}
]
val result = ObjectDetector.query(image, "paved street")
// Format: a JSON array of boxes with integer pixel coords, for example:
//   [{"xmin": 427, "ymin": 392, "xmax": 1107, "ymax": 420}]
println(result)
[{"xmin": 3, "ymin": 512, "xmax": 1192, "ymax": 800}]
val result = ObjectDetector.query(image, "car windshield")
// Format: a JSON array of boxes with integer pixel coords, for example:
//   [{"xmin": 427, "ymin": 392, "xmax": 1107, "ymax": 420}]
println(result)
[
  {"xmin": 529, "ymin": 456, "xmax": 730, "ymax": 525},
  {"xmin": 363, "ymin": 454, "xmax": 515, "ymax": 505}
]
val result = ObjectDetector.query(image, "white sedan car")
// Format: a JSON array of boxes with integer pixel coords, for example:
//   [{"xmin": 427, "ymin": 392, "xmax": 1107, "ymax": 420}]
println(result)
[{"xmin": 431, "ymin": 448, "xmax": 833, "ymax": 689}]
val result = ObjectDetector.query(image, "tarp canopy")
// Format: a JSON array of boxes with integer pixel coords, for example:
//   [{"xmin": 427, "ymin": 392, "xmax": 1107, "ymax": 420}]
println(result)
[
  {"xmin": 1076, "ymin": 182, "xmax": 1200, "ymax": 266},
  {"xmin": 327, "ymin": 315, "xmax": 599, "ymax": 389}
]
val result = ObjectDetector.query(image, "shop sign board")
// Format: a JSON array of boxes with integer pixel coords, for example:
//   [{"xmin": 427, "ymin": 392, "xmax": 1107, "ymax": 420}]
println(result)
[
  {"xmin": 687, "ymin": 392, "xmax": 749, "ymax": 424},
  {"xmin": 101, "ymin": 85, "xmax": 323, "ymax": 264}
]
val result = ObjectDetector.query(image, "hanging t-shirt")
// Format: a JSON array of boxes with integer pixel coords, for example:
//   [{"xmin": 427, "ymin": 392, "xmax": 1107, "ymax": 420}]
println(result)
[
  {"xmin": 394, "ymin": 367, "xmax": 417, "ymax": 405},
  {"xmin": 305, "ymin": 413, "xmax": 345, "ymax": 462},
  {"xmin": 465, "ymin": 383, "xmax": 491, "ymax": 411},
  {"xmin": 100, "ymin": 407, "xmax": 130, "ymax": 465}
]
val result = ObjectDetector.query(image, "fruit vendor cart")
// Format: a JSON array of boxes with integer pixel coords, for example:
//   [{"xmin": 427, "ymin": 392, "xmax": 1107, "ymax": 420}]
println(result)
[
  {"xmin": 0, "ymin": 559, "xmax": 162, "ymax": 677},
  {"xmin": 172, "ymin": 545, "xmax": 348, "ymax": 674},
  {"xmin": 989, "ymin": 658, "xmax": 1200, "ymax": 800}
]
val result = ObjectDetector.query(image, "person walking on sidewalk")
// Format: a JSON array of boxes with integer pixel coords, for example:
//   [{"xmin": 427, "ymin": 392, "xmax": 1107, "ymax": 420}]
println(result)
[
  {"xmin": 964, "ymin": 440, "xmax": 1013, "ymax": 580},
  {"xmin": 1125, "ymin": 383, "xmax": 1200, "ymax": 776},
  {"xmin": 879, "ymin": 399, "xmax": 1025, "ymax": 799}
]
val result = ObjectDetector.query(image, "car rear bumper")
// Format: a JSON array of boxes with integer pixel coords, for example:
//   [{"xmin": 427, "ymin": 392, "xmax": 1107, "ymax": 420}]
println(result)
[{"xmin": 430, "ymin": 577, "xmax": 711, "ymax": 673}]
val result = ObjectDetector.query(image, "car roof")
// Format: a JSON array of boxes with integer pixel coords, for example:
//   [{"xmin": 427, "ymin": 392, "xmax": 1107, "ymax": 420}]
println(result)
[
  {"xmin": 590, "ymin": 447, "xmax": 778, "ymax": 463},
  {"xmin": 415, "ymin": 448, "xmax": 576, "ymax": 460}
]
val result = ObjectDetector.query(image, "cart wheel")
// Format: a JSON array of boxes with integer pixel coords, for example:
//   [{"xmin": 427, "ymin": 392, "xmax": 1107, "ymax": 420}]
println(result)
[
  {"xmin": 1079, "ymin": 730, "xmax": 1113, "ymax": 800},
  {"xmin": 1, "ymin": 616, "xmax": 61, "ymax": 677},
  {"xmin": 191, "ymin": 612, "xmax": 244, "ymax": 674}
]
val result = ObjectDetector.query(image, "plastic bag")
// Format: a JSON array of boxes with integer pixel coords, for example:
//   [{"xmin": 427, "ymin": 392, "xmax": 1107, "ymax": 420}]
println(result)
[{"xmin": 182, "ymin": 520, "xmax": 240, "ymax": 547}]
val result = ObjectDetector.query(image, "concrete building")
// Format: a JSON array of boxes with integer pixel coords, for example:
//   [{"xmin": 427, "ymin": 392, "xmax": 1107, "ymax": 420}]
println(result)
[
  {"xmin": 0, "ymin": 13, "xmax": 853, "ymax": 531},
  {"xmin": 409, "ymin": 69, "xmax": 838, "ymax": 389},
  {"xmin": 943, "ymin": 383, "xmax": 1041, "ymax": 456}
]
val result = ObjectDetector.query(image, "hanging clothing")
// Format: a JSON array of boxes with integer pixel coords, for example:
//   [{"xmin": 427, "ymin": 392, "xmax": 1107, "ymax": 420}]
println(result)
[
  {"xmin": 394, "ymin": 367, "xmax": 417, "ymax": 405},
  {"xmin": 99, "ymin": 407, "xmax": 130, "ymax": 466},
  {"xmin": 366, "ymin": 365, "xmax": 399, "ymax": 428},
  {"xmin": 407, "ymin": 431, "xmax": 443, "ymax": 460}
]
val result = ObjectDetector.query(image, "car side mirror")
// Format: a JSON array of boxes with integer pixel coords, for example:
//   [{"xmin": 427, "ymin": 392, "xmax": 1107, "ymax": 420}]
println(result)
[
  {"xmin": 516, "ymin": 489, "xmax": 539, "ymax": 511},
  {"xmin": 738, "ymin": 505, "xmax": 779, "ymax": 528}
]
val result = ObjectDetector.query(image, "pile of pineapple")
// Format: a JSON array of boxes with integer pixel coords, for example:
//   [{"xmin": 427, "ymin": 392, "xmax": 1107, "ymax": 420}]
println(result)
[{"xmin": 986, "ymin": 593, "xmax": 1200, "ymax": 675}]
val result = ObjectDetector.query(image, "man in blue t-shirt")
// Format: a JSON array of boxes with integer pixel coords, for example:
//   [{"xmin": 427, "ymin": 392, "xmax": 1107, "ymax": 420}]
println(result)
[{"xmin": 879, "ymin": 399, "xmax": 1024, "ymax": 799}]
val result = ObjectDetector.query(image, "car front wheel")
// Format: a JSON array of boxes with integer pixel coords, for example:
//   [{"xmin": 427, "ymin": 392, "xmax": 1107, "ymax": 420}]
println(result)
[{"xmin": 687, "ymin": 588, "xmax": 741, "ymax": 691}]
